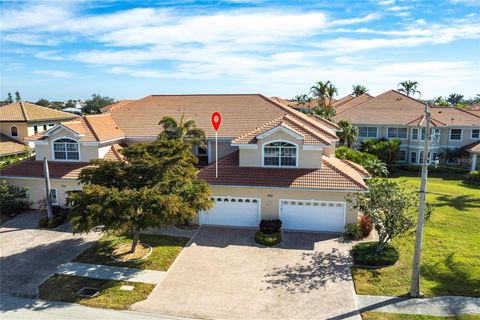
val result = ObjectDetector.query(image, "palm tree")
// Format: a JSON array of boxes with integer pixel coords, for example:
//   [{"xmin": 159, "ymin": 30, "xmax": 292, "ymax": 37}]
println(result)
[
  {"xmin": 292, "ymin": 94, "xmax": 312, "ymax": 109},
  {"xmin": 310, "ymin": 80, "xmax": 331, "ymax": 107},
  {"xmin": 325, "ymin": 83, "xmax": 338, "ymax": 107},
  {"xmin": 337, "ymin": 120, "xmax": 358, "ymax": 148},
  {"xmin": 352, "ymin": 84, "xmax": 368, "ymax": 97},
  {"xmin": 158, "ymin": 114, "xmax": 206, "ymax": 147},
  {"xmin": 397, "ymin": 80, "xmax": 421, "ymax": 97},
  {"xmin": 313, "ymin": 105, "xmax": 336, "ymax": 121},
  {"xmin": 473, "ymin": 94, "xmax": 480, "ymax": 104},
  {"xmin": 447, "ymin": 93, "xmax": 464, "ymax": 106},
  {"xmin": 433, "ymin": 96, "xmax": 448, "ymax": 106},
  {"xmin": 363, "ymin": 159, "xmax": 389, "ymax": 177}
]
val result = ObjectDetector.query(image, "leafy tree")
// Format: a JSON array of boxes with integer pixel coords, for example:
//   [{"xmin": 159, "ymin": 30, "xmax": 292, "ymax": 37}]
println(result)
[
  {"xmin": 313, "ymin": 104, "xmax": 336, "ymax": 121},
  {"xmin": 0, "ymin": 182, "xmax": 30, "ymax": 216},
  {"xmin": 432, "ymin": 96, "xmax": 449, "ymax": 106},
  {"xmin": 67, "ymin": 136, "xmax": 213, "ymax": 253},
  {"xmin": 337, "ymin": 120, "xmax": 358, "ymax": 148},
  {"xmin": 64, "ymin": 100, "xmax": 76, "ymax": 108},
  {"xmin": 398, "ymin": 80, "xmax": 421, "ymax": 97},
  {"xmin": 35, "ymin": 99, "xmax": 51, "ymax": 107},
  {"xmin": 347, "ymin": 179, "xmax": 432, "ymax": 252},
  {"xmin": 292, "ymin": 94, "xmax": 312, "ymax": 108},
  {"xmin": 352, "ymin": 84, "xmax": 368, "ymax": 97},
  {"xmin": 360, "ymin": 138, "xmax": 400, "ymax": 165},
  {"xmin": 7, "ymin": 93, "xmax": 13, "ymax": 104},
  {"xmin": 473, "ymin": 94, "xmax": 480, "ymax": 104},
  {"xmin": 158, "ymin": 114, "xmax": 206, "ymax": 148},
  {"xmin": 15, "ymin": 91, "xmax": 21, "ymax": 102},
  {"xmin": 82, "ymin": 94, "xmax": 115, "ymax": 114},
  {"xmin": 50, "ymin": 101, "xmax": 65, "ymax": 110},
  {"xmin": 335, "ymin": 146, "xmax": 386, "ymax": 177},
  {"xmin": 440, "ymin": 147, "xmax": 469, "ymax": 163},
  {"xmin": 447, "ymin": 93, "xmax": 464, "ymax": 106}
]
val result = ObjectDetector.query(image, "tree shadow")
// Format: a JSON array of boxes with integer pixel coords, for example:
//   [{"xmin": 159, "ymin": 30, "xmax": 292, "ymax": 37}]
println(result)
[
  {"xmin": 262, "ymin": 248, "xmax": 352, "ymax": 294},
  {"xmin": 434, "ymin": 194, "xmax": 480, "ymax": 211}
]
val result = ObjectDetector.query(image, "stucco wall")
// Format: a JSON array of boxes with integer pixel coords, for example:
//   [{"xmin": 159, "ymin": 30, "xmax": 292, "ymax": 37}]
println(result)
[
  {"xmin": 208, "ymin": 185, "xmax": 360, "ymax": 225},
  {"xmin": 0, "ymin": 122, "xmax": 28, "ymax": 142},
  {"xmin": 208, "ymin": 140, "xmax": 236, "ymax": 163}
]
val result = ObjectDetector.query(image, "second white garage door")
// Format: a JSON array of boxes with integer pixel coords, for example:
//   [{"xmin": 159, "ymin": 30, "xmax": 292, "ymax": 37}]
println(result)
[
  {"xmin": 280, "ymin": 199, "xmax": 346, "ymax": 232},
  {"xmin": 200, "ymin": 196, "xmax": 260, "ymax": 227}
]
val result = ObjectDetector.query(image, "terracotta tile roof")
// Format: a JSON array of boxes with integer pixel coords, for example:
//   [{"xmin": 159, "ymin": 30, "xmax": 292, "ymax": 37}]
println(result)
[
  {"xmin": 270, "ymin": 97, "xmax": 295, "ymax": 107},
  {"xmin": 100, "ymin": 100, "xmax": 135, "ymax": 112},
  {"xmin": 332, "ymin": 95, "xmax": 355, "ymax": 108},
  {"xmin": 308, "ymin": 115, "xmax": 341, "ymax": 131},
  {"xmin": 103, "ymin": 144, "xmax": 125, "ymax": 161},
  {"xmin": 0, "ymin": 102, "xmax": 77, "ymax": 122},
  {"xmin": 340, "ymin": 159, "xmax": 371, "ymax": 178},
  {"xmin": 334, "ymin": 94, "xmax": 374, "ymax": 116},
  {"xmin": 0, "ymin": 157, "xmax": 89, "ymax": 179},
  {"xmin": 465, "ymin": 140, "xmax": 480, "ymax": 153},
  {"xmin": 107, "ymin": 94, "xmax": 338, "ymax": 141},
  {"xmin": 334, "ymin": 90, "xmax": 480, "ymax": 126},
  {"xmin": 25, "ymin": 113, "xmax": 124, "ymax": 142},
  {"xmin": 0, "ymin": 133, "xmax": 30, "ymax": 157},
  {"xmin": 405, "ymin": 115, "xmax": 447, "ymax": 127},
  {"xmin": 198, "ymin": 151, "xmax": 367, "ymax": 191},
  {"xmin": 232, "ymin": 114, "xmax": 334, "ymax": 146}
]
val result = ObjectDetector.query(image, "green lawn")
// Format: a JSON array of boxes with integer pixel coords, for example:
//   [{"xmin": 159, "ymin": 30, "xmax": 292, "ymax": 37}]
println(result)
[
  {"xmin": 74, "ymin": 233, "xmax": 190, "ymax": 271},
  {"xmin": 362, "ymin": 312, "xmax": 480, "ymax": 320},
  {"xmin": 39, "ymin": 274, "xmax": 154, "ymax": 309},
  {"xmin": 353, "ymin": 173, "xmax": 480, "ymax": 297}
]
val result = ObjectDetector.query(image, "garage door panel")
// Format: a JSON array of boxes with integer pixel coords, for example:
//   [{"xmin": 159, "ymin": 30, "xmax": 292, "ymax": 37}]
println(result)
[
  {"xmin": 280, "ymin": 200, "xmax": 345, "ymax": 232},
  {"xmin": 200, "ymin": 197, "xmax": 260, "ymax": 227}
]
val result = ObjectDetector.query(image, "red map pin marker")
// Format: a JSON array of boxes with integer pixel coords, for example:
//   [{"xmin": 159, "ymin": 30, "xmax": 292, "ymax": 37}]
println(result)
[{"xmin": 211, "ymin": 112, "xmax": 222, "ymax": 131}]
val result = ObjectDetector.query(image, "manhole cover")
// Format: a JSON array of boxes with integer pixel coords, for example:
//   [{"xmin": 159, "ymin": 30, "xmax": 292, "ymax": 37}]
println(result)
[
  {"xmin": 120, "ymin": 285, "xmax": 134, "ymax": 291},
  {"xmin": 77, "ymin": 287, "xmax": 100, "ymax": 298}
]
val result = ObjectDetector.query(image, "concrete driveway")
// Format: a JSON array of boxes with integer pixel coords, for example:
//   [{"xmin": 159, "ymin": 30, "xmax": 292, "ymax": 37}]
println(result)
[
  {"xmin": 133, "ymin": 227, "xmax": 360, "ymax": 320},
  {"xmin": 0, "ymin": 211, "xmax": 99, "ymax": 297}
]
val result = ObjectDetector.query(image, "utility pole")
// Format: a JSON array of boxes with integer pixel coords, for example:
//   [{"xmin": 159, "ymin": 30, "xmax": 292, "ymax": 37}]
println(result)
[
  {"xmin": 43, "ymin": 157, "xmax": 53, "ymax": 219},
  {"xmin": 410, "ymin": 105, "xmax": 430, "ymax": 298}
]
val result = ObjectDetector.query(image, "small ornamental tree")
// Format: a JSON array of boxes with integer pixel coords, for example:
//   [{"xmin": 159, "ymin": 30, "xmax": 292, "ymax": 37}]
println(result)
[
  {"xmin": 347, "ymin": 179, "xmax": 433, "ymax": 252},
  {"xmin": 67, "ymin": 136, "xmax": 213, "ymax": 253}
]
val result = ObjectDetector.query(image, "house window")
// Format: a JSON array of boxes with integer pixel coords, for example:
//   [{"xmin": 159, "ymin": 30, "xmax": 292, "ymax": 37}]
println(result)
[
  {"xmin": 387, "ymin": 128, "xmax": 408, "ymax": 139},
  {"xmin": 53, "ymin": 138, "xmax": 80, "ymax": 160},
  {"xmin": 49, "ymin": 123, "xmax": 55, "ymax": 127},
  {"xmin": 358, "ymin": 127, "xmax": 377, "ymax": 138},
  {"xmin": 50, "ymin": 188, "xmax": 58, "ymax": 205},
  {"xmin": 472, "ymin": 129, "xmax": 479, "ymax": 139},
  {"xmin": 421, "ymin": 128, "xmax": 440, "ymax": 141},
  {"xmin": 43, "ymin": 124, "xmax": 47, "ymax": 131},
  {"xmin": 10, "ymin": 126, "xmax": 18, "ymax": 137},
  {"xmin": 263, "ymin": 141, "xmax": 297, "ymax": 167},
  {"xmin": 419, "ymin": 151, "xmax": 424, "ymax": 164},
  {"xmin": 34, "ymin": 125, "xmax": 38, "ymax": 134},
  {"xmin": 410, "ymin": 151, "xmax": 417, "ymax": 164},
  {"xmin": 398, "ymin": 150, "xmax": 407, "ymax": 162},
  {"xmin": 450, "ymin": 129, "xmax": 462, "ymax": 141},
  {"xmin": 412, "ymin": 128, "xmax": 419, "ymax": 140}
]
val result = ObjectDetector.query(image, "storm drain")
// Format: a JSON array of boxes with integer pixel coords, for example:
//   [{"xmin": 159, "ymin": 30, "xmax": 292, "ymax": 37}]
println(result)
[{"xmin": 77, "ymin": 287, "xmax": 100, "ymax": 298}]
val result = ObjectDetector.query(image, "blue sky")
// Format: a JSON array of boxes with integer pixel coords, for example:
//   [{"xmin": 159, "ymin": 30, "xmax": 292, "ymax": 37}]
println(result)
[{"xmin": 1, "ymin": 0, "xmax": 479, "ymax": 101}]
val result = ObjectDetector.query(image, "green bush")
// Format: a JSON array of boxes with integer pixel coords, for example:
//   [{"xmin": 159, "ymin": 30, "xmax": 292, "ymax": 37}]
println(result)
[
  {"xmin": 336, "ymin": 146, "xmax": 378, "ymax": 164},
  {"xmin": 0, "ymin": 182, "xmax": 30, "ymax": 216},
  {"xmin": 351, "ymin": 242, "xmax": 399, "ymax": 266},
  {"xmin": 344, "ymin": 223, "xmax": 362, "ymax": 240},
  {"xmin": 255, "ymin": 230, "xmax": 281, "ymax": 246},
  {"xmin": 465, "ymin": 171, "xmax": 480, "ymax": 184},
  {"xmin": 38, "ymin": 217, "xmax": 49, "ymax": 228}
]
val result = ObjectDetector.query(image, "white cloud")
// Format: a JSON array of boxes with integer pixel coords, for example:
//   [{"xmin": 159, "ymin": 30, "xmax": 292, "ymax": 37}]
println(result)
[
  {"xmin": 34, "ymin": 50, "xmax": 64, "ymax": 61},
  {"xmin": 377, "ymin": 0, "xmax": 395, "ymax": 5},
  {"xmin": 33, "ymin": 70, "xmax": 74, "ymax": 78},
  {"xmin": 2, "ymin": 33, "xmax": 59, "ymax": 46},
  {"xmin": 386, "ymin": 6, "xmax": 411, "ymax": 11}
]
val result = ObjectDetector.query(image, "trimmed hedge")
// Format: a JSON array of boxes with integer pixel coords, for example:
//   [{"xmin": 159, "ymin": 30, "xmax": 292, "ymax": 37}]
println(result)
[
  {"xmin": 352, "ymin": 242, "xmax": 399, "ymax": 267},
  {"xmin": 255, "ymin": 230, "xmax": 281, "ymax": 246},
  {"xmin": 259, "ymin": 219, "xmax": 282, "ymax": 234}
]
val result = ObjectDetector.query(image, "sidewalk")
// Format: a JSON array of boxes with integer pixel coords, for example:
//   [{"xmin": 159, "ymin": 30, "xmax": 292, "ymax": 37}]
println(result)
[
  {"xmin": 357, "ymin": 295, "xmax": 480, "ymax": 316},
  {"xmin": 57, "ymin": 262, "xmax": 166, "ymax": 284},
  {"xmin": 0, "ymin": 293, "xmax": 192, "ymax": 320}
]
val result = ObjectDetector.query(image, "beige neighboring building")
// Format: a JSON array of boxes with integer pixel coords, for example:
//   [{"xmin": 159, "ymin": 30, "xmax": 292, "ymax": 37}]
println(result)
[
  {"xmin": 1, "ymin": 94, "xmax": 369, "ymax": 233},
  {"xmin": 333, "ymin": 90, "xmax": 480, "ymax": 171},
  {"xmin": 0, "ymin": 102, "xmax": 77, "ymax": 158}
]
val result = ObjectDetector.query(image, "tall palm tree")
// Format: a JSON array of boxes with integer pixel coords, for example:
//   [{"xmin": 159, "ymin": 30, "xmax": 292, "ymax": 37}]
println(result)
[
  {"xmin": 158, "ymin": 114, "xmax": 206, "ymax": 147},
  {"xmin": 292, "ymin": 94, "xmax": 313, "ymax": 109},
  {"xmin": 310, "ymin": 80, "xmax": 331, "ymax": 107},
  {"xmin": 398, "ymin": 80, "xmax": 421, "ymax": 97},
  {"xmin": 352, "ymin": 84, "xmax": 369, "ymax": 97},
  {"xmin": 337, "ymin": 120, "xmax": 358, "ymax": 148},
  {"xmin": 325, "ymin": 83, "xmax": 338, "ymax": 107},
  {"xmin": 473, "ymin": 94, "xmax": 480, "ymax": 104},
  {"xmin": 447, "ymin": 93, "xmax": 464, "ymax": 106}
]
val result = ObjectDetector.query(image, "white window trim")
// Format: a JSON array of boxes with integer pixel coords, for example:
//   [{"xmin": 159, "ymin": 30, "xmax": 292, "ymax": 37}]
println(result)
[
  {"xmin": 358, "ymin": 126, "xmax": 378, "ymax": 139},
  {"xmin": 410, "ymin": 151, "xmax": 418, "ymax": 164},
  {"xmin": 411, "ymin": 128, "xmax": 419, "ymax": 141},
  {"xmin": 471, "ymin": 129, "xmax": 480, "ymax": 139},
  {"xmin": 398, "ymin": 149, "xmax": 408, "ymax": 162},
  {"xmin": 261, "ymin": 139, "xmax": 299, "ymax": 168},
  {"xmin": 10, "ymin": 125, "xmax": 18, "ymax": 137},
  {"xmin": 51, "ymin": 188, "xmax": 59, "ymax": 205},
  {"xmin": 51, "ymin": 137, "xmax": 81, "ymax": 161},
  {"xmin": 449, "ymin": 128, "xmax": 463, "ymax": 142},
  {"xmin": 387, "ymin": 127, "xmax": 408, "ymax": 139}
]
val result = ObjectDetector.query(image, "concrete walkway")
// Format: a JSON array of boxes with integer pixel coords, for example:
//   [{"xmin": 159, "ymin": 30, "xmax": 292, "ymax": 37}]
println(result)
[
  {"xmin": 357, "ymin": 295, "xmax": 480, "ymax": 317},
  {"xmin": 0, "ymin": 293, "xmax": 192, "ymax": 320},
  {"xmin": 57, "ymin": 262, "xmax": 166, "ymax": 284}
]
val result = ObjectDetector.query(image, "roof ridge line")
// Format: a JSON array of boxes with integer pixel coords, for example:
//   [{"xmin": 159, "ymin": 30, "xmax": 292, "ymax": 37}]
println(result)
[
  {"xmin": 283, "ymin": 115, "xmax": 330, "ymax": 145},
  {"xmin": 335, "ymin": 94, "xmax": 376, "ymax": 116},
  {"xmin": 107, "ymin": 96, "xmax": 151, "ymax": 112},
  {"xmin": 322, "ymin": 156, "xmax": 366, "ymax": 189},
  {"xmin": 19, "ymin": 102, "xmax": 29, "ymax": 121},
  {"xmin": 82, "ymin": 116, "xmax": 100, "ymax": 141},
  {"xmin": 231, "ymin": 114, "xmax": 285, "ymax": 143}
]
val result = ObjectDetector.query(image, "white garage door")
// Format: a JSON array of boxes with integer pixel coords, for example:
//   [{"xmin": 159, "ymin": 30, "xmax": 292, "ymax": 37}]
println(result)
[
  {"xmin": 280, "ymin": 199, "xmax": 346, "ymax": 232},
  {"xmin": 200, "ymin": 196, "xmax": 260, "ymax": 227}
]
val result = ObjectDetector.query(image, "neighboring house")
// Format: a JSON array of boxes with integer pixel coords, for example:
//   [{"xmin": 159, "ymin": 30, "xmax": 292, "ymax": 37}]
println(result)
[
  {"xmin": 271, "ymin": 97, "xmax": 338, "ymax": 110},
  {"xmin": 100, "ymin": 99, "xmax": 134, "ymax": 113},
  {"xmin": 0, "ymin": 102, "xmax": 78, "ymax": 157},
  {"xmin": 1, "ymin": 94, "xmax": 369, "ymax": 233},
  {"xmin": 333, "ymin": 90, "xmax": 480, "ymax": 170}
]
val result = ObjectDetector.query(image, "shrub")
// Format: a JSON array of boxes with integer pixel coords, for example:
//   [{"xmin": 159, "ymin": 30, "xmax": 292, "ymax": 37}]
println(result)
[
  {"xmin": 465, "ymin": 171, "xmax": 480, "ymax": 184},
  {"xmin": 0, "ymin": 182, "xmax": 29, "ymax": 216},
  {"xmin": 255, "ymin": 230, "xmax": 281, "ymax": 246},
  {"xmin": 351, "ymin": 242, "xmax": 399, "ymax": 266},
  {"xmin": 344, "ymin": 223, "xmax": 362, "ymax": 240},
  {"xmin": 38, "ymin": 217, "xmax": 49, "ymax": 228},
  {"xmin": 259, "ymin": 219, "xmax": 282, "ymax": 234},
  {"xmin": 359, "ymin": 215, "xmax": 373, "ymax": 237}
]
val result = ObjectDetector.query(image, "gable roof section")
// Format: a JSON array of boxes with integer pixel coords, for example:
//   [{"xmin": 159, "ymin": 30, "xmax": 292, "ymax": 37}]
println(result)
[
  {"xmin": 0, "ymin": 102, "xmax": 77, "ymax": 122},
  {"xmin": 465, "ymin": 140, "xmax": 480, "ymax": 153},
  {"xmin": 334, "ymin": 93, "xmax": 374, "ymax": 116},
  {"xmin": 100, "ymin": 100, "xmax": 135, "ymax": 112},
  {"xmin": 103, "ymin": 143, "xmax": 126, "ymax": 161},
  {"xmin": 0, "ymin": 157, "xmax": 89, "ymax": 179},
  {"xmin": 332, "ymin": 95, "xmax": 355, "ymax": 108},
  {"xmin": 428, "ymin": 107, "xmax": 480, "ymax": 126},
  {"xmin": 405, "ymin": 115, "xmax": 447, "ymax": 127},
  {"xmin": 0, "ymin": 133, "xmax": 29, "ymax": 157},
  {"xmin": 197, "ymin": 151, "xmax": 367, "ymax": 191}
]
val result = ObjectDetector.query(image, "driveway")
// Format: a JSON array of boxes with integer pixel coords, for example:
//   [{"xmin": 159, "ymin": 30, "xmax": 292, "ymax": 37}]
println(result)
[
  {"xmin": 133, "ymin": 227, "xmax": 360, "ymax": 320},
  {"xmin": 0, "ymin": 211, "xmax": 99, "ymax": 297}
]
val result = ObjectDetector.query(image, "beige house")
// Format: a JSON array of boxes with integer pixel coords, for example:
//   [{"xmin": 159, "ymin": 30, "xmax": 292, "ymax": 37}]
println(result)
[
  {"xmin": 332, "ymin": 90, "xmax": 480, "ymax": 171},
  {"xmin": 0, "ymin": 102, "xmax": 77, "ymax": 158},
  {"xmin": 1, "ymin": 94, "xmax": 369, "ymax": 233}
]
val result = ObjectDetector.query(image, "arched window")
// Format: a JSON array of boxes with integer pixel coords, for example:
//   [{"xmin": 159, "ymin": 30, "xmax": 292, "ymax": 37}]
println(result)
[
  {"xmin": 10, "ymin": 126, "xmax": 18, "ymax": 137},
  {"xmin": 263, "ymin": 141, "xmax": 297, "ymax": 167},
  {"xmin": 53, "ymin": 138, "xmax": 79, "ymax": 160}
]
